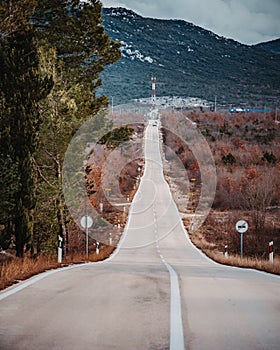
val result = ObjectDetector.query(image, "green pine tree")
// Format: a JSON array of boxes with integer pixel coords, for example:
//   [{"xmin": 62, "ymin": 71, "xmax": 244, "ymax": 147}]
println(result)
[
  {"xmin": 34, "ymin": 0, "xmax": 121, "ymax": 104},
  {"xmin": 32, "ymin": 1, "xmax": 121, "ymax": 256}
]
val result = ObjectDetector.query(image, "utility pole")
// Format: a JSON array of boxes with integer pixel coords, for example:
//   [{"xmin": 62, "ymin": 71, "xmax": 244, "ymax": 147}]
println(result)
[
  {"xmin": 111, "ymin": 96, "xmax": 114, "ymax": 113},
  {"xmin": 214, "ymin": 95, "xmax": 217, "ymax": 112},
  {"xmin": 151, "ymin": 76, "xmax": 156, "ymax": 107}
]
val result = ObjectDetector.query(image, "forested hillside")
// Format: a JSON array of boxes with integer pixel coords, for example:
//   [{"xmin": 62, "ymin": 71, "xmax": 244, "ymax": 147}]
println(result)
[{"xmin": 100, "ymin": 7, "xmax": 280, "ymax": 107}]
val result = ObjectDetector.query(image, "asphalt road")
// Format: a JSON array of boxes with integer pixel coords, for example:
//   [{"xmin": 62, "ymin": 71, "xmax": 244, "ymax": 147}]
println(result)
[{"xmin": 0, "ymin": 118, "xmax": 280, "ymax": 350}]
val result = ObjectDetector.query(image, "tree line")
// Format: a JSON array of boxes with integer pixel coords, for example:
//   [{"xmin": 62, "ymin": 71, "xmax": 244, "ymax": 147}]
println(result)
[{"xmin": 0, "ymin": 0, "xmax": 121, "ymax": 257}]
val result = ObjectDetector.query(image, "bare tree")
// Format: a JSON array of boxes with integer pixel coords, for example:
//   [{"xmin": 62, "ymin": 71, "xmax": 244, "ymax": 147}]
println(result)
[{"xmin": 240, "ymin": 168, "xmax": 276, "ymax": 232}]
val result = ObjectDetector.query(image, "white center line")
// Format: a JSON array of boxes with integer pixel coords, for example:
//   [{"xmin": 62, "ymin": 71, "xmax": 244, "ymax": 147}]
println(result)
[
  {"xmin": 150, "ymin": 117, "xmax": 186, "ymax": 350},
  {"xmin": 159, "ymin": 253, "xmax": 185, "ymax": 350}
]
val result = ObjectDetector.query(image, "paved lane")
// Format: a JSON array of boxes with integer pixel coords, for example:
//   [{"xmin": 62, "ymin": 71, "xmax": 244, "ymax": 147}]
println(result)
[{"xmin": 1, "ymin": 118, "xmax": 279, "ymax": 350}]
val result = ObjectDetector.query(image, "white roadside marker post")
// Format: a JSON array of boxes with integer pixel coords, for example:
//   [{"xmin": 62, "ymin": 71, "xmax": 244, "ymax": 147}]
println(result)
[
  {"xmin": 99, "ymin": 202, "xmax": 103, "ymax": 213},
  {"xmin": 269, "ymin": 241, "xmax": 274, "ymax": 264},
  {"xmin": 58, "ymin": 235, "xmax": 63, "ymax": 263},
  {"xmin": 224, "ymin": 245, "xmax": 228, "ymax": 258},
  {"xmin": 86, "ymin": 216, "xmax": 88, "ymax": 259}
]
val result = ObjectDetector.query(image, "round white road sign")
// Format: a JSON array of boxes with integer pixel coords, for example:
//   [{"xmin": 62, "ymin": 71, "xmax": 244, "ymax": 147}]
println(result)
[
  {"xmin": 80, "ymin": 215, "xmax": 93, "ymax": 229},
  {"xmin": 236, "ymin": 220, "xmax": 248, "ymax": 233}
]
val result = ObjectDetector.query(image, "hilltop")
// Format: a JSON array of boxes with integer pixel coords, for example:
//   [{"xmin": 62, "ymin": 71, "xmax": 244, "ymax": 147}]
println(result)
[{"xmin": 99, "ymin": 7, "xmax": 280, "ymax": 108}]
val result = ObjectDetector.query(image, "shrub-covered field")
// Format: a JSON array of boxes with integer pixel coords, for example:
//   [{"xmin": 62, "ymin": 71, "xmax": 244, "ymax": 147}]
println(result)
[{"xmin": 161, "ymin": 110, "xmax": 280, "ymax": 270}]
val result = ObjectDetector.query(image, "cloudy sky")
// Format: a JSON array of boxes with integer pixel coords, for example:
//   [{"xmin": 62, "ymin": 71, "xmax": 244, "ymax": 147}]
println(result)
[{"xmin": 101, "ymin": 0, "xmax": 280, "ymax": 45}]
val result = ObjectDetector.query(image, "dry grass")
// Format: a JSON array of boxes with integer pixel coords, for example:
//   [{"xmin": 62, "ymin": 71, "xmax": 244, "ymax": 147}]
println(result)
[
  {"xmin": 0, "ymin": 255, "xmax": 58, "ymax": 290},
  {"xmin": 0, "ymin": 245, "xmax": 115, "ymax": 291},
  {"xmin": 188, "ymin": 230, "xmax": 280, "ymax": 275},
  {"xmin": 205, "ymin": 250, "xmax": 280, "ymax": 275}
]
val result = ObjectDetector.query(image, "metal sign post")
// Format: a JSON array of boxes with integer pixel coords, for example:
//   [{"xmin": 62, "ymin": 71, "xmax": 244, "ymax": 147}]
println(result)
[
  {"xmin": 81, "ymin": 216, "xmax": 93, "ymax": 259},
  {"xmin": 236, "ymin": 220, "xmax": 248, "ymax": 259}
]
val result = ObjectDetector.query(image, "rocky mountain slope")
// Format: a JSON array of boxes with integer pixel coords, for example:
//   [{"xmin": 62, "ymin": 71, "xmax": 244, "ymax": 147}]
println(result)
[
  {"xmin": 256, "ymin": 38, "xmax": 280, "ymax": 55},
  {"xmin": 99, "ymin": 7, "xmax": 280, "ymax": 108}
]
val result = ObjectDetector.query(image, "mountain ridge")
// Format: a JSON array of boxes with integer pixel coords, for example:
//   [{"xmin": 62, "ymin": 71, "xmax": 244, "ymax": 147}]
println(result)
[
  {"xmin": 99, "ymin": 7, "xmax": 280, "ymax": 108},
  {"xmin": 256, "ymin": 38, "xmax": 280, "ymax": 55}
]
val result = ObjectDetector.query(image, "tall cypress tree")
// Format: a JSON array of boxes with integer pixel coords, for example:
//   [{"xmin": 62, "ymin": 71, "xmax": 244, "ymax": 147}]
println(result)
[
  {"xmin": 0, "ymin": 19, "xmax": 52, "ymax": 257},
  {"xmin": 0, "ymin": 124, "xmax": 19, "ymax": 250}
]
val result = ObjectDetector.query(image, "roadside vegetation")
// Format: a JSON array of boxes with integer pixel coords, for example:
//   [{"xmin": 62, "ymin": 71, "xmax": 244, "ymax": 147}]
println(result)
[
  {"xmin": 161, "ymin": 110, "xmax": 280, "ymax": 274},
  {"xmin": 0, "ymin": 246, "xmax": 115, "ymax": 291},
  {"xmin": 0, "ymin": 1, "xmax": 124, "ymax": 290},
  {"xmin": 0, "ymin": 114, "xmax": 144, "ymax": 291}
]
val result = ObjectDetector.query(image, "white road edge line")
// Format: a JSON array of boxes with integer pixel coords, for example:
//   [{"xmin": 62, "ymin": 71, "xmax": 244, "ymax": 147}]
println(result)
[
  {"xmin": 159, "ymin": 254, "xmax": 185, "ymax": 350},
  {"xmin": 0, "ymin": 263, "xmax": 87, "ymax": 301}
]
